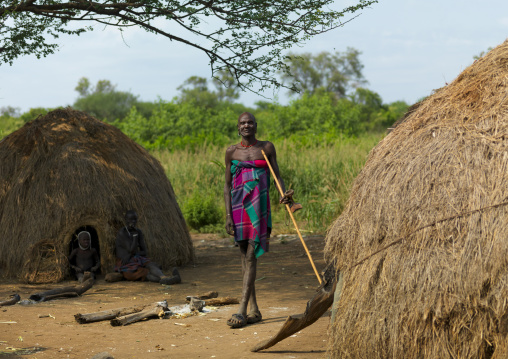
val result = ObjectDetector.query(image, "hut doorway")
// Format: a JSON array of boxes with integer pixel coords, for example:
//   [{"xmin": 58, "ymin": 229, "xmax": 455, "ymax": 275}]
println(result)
[{"xmin": 69, "ymin": 226, "xmax": 101, "ymax": 273}]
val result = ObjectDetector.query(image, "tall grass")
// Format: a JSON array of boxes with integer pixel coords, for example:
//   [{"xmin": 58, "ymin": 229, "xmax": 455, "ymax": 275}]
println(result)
[
  {"xmin": 154, "ymin": 133, "xmax": 383, "ymax": 235},
  {"xmin": 1, "ymin": 112, "xmax": 384, "ymax": 235}
]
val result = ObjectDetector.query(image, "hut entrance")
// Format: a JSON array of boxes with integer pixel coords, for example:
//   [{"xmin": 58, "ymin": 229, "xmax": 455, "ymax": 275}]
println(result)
[{"xmin": 69, "ymin": 226, "xmax": 101, "ymax": 272}]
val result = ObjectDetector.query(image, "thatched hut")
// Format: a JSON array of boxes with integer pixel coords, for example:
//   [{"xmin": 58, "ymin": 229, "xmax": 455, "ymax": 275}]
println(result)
[
  {"xmin": 325, "ymin": 40, "xmax": 508, "ymax": 358},
  {"xmin": 0, "ymin": 108, "xmax": 193, "ymax": 283}
]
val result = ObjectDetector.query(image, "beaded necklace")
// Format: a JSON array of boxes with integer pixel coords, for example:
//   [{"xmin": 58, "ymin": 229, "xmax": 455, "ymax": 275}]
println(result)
[{"xmin": 241, "ymin": 139, "xmax": 257, "ymax": 148}]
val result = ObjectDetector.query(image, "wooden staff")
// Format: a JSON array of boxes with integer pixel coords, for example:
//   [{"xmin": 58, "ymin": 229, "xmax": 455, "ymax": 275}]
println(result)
[{"xmin": 261, "ymin": 150, "xmax": 322, "ymax": 284}]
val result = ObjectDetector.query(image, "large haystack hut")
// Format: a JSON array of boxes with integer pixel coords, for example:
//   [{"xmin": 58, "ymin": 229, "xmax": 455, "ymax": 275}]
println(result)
[
  {"xmin": 0, "ymin": 108, "xmax": 193, "ymax": 283},
  {"xmin": 325, "ymin": 40, "xmax": 508, "ymax": 358}
]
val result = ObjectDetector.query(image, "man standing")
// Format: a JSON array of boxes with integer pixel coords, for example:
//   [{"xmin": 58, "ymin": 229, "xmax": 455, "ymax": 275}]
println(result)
[{"xmin": 224, "ymin": 112, "xmax": 289, "ymax": 328}]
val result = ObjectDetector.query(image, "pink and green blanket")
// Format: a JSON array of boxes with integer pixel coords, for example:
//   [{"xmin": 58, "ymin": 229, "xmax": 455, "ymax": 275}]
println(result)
[{"xmin": 231, "ymin": 160, "xmax": 272, "ymax": 258}]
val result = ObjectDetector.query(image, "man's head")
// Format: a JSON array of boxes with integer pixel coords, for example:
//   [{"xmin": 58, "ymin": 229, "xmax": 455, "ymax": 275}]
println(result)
[
  {"xmin": 125, "ymin": 210, "xmax": 138, "ymax": 229},
  {"xmin": 237, "ymin": 112, "xmax": 257, "ymax": 137},
  {"xmin": 77, "ymin": 231, "xmax": 91, "ymax": 250}
]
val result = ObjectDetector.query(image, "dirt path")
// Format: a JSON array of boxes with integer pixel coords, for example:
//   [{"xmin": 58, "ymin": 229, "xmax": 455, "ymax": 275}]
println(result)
[{"xmin": 0, "ymin": 234, "xmax": 329, "ymax": 359}]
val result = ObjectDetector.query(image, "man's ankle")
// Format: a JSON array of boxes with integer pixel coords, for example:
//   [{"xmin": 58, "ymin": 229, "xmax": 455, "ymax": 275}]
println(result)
[{"xmin": 146, "ymin": 274, "xmax": 160, "ymax": 282}]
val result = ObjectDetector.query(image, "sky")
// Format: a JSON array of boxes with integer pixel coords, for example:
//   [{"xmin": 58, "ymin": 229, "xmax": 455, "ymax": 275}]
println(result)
[{"xmin": 1, "ymin": 0, "xmax": 507, "ymax": 113}]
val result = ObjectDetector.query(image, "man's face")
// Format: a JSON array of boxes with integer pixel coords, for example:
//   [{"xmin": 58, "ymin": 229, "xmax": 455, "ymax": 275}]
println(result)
[
  {"xmin": 125, "ymin": 213, "xmax": 138, "ymax": 229},
  {"xmin": 238, "ymin": 115, "xmax": 256, "ymax": 137}
]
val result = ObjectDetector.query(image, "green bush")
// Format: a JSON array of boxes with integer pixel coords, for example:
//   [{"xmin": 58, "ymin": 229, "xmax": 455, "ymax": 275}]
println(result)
[
  {"xmin": 0, "ymin": 116, "xmax": 21, "ymax": 138},
  {"xmin": 183, "ymin": 192, "xmax": 222, "ymax": 231}
]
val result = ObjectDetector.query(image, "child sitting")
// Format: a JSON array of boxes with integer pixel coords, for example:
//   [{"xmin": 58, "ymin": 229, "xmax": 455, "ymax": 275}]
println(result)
[{"xmin": 68, "ymin": 231, "xmax": 100, "ymax": 282}]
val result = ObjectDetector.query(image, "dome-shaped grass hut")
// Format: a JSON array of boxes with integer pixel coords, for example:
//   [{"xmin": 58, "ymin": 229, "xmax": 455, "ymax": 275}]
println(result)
[
  {"xmin": 0, "ymin": 108, "xmax": 193, "ymax": 283},
  {"xmin": 325, "ymin": 40, "xmax": 508, "ymax": 358}
]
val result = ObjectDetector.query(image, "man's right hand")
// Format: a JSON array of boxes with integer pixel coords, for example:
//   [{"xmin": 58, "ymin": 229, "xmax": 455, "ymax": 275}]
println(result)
[{"xmin": 225, "ymin": 216, "xmax": 235, "ymax": 236}]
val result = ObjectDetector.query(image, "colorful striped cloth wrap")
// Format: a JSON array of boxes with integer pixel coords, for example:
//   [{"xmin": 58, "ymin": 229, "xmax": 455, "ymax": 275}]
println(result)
[
  {"xmin": 231, "ymin": 160, "xmax": 272, "ymax": 258},
  {"xmin": 115, "ymin": 254, "xmax": 150, "ymax": 272}
]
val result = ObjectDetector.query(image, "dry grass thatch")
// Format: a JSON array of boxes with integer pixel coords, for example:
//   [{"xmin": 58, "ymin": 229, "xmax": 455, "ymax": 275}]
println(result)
[
  {"xmin": 22, "ymin": 239, "xmax": 68, "ymax": 284},
  {"xmin": 324, "ymin": 39, "xmax": 508, "ymax": 358},
  {"xmin": 0, "ymin": 108, "xmax": 194, "ymax": 283}
]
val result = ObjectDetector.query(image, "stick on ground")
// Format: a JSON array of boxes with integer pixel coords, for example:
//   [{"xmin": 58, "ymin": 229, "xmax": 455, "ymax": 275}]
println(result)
[{"xmin": 185, "ymin": 291, "xmax": 218, "ymax": 302}]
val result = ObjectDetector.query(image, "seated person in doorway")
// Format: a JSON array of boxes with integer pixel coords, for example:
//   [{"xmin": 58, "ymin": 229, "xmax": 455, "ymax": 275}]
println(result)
[
  {"xmin": 114, "ymin": 209, "xmax": 181, "ymax": 285},
  {"xmin": 68, "ymin": 231, "xmax": 100, "ymax": 282}
]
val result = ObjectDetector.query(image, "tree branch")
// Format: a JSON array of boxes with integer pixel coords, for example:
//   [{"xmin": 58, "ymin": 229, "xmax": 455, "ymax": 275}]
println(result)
[{"xmin": 0, "ymin": 0, "xmax": 378, "ymax": 93}]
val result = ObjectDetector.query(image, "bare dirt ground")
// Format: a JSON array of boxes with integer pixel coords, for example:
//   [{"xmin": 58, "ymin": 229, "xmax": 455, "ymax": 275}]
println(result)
[{"xmin": 0, "ymin": 234, "xmax": 330, "ymax": 359}]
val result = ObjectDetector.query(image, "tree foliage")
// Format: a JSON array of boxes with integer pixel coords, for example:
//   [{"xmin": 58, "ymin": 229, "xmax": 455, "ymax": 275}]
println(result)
[
  {"xmin": 19, "ymin": 107, "xmax": 52, "ymax": 122},
  {"xmin": 115, "ymin": 100, "xmax": 241, "ymax": 150},
  {"xmin": 176, "ymin": 70, "xmax": 240, "ymax": 107},
  {"xmin": 281, "ymin": 48, "xmax": 367, "ymax": 97},
  {"xmin": 0, "ymin": 105, "xmax": 20, "ymax": 118},
  {"xmin": 112, "ymin": 88, "xmax": 408, "ymax": 151},
  {"xmin": 73, "ymin": 77, "xmax": 155, "ymax": 121},
  {"xmin": 211, "ymin": 70, "xmax": 240, "ymax": 102},
  {"xmin": 0, "ymin": 0, "xmax": 377, "ymax": 93},
  {"xmin": 177, "ymin": 76, "xmax": 219, "ymax": 108}
]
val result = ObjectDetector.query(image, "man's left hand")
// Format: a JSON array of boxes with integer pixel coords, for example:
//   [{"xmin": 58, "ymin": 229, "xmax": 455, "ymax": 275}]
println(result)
[
  {"xmin": 280, "ymin": 189, "xmax": 295, "ymax": 204},
  {"xmin": 225, "ymin": 216, "xmax": 235, "ymax": 236},
  {"xmin": 279, "ymin": 196, "xmax": 291, "ymax": 204}
]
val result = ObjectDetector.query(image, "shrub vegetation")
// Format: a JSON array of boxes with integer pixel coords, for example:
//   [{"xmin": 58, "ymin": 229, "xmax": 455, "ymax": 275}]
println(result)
[{"xmin": 1, "ymin": 61, "xmax": 408, "ymax": 234}]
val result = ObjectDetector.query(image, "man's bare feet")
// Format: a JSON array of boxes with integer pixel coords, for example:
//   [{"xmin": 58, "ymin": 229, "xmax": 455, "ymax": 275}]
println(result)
[
  {"xmin": 227, "ymin": 313, "xmax": 247, "ymax": 328},
  {"xmin": 246, "ymin": 310, "xmax": 262, "ymax": 324},
  {"xmin": 146, "ymin": 273, "xmax": 160, "ymax": 282},
  {"xmin": 159, "ymin": 268, "xmax": 181, "ymax": 285}
]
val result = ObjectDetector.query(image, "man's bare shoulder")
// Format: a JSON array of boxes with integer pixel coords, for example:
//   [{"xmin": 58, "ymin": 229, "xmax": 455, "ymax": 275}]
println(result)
[
  {"xmin": 226, "ymin": 144, "xmax": 238, "ymax": 153},
  {"xmin": 226, "ymin": 144, "xmax": 241, "ymax": 156},
  {"xmin": 260, "ymin": 140, "xmax": 276, "ymax": 153}
]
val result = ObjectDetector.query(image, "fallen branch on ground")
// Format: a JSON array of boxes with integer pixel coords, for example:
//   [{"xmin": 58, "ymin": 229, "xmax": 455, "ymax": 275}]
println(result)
[
  {"xmin": 75, "ymin": 303, "xmax": 151, "ymax": 324},
  {"xmin": 204, "ymin": 297, "xmax": 239, "ymax": 306},
  {"xmin": 28, "ymin": 278, "xmax": 94, "ymax": 302},
  {"xmin": 185, "ymin": 291, "xmax": 218, "ymax": 302},
  {"xmin": 0, "ymin": 294, "xmax": 20, "ymax": 307},
  {"xmin": 110, "ymin": 300, "xmax": 168, "ymax": 326},
  {"xmin": 185, "ymin": 291, "xmax": 237, "ymax": 306},
  {"xmin": 75, "ymin": 300, "xmax": 170, "ymax": 326}
]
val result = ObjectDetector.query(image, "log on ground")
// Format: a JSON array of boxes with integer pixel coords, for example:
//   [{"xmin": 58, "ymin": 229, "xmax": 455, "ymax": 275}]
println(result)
[
  {"xmin": 110, "ymin": 300, "xmax": 169, "ymax": 326},
  {"xmin": 204, "ymin": 297, "xmax": 239, "ymax": 306},
  {"xmin": 75, "ymin": 303, "xmax": 151, "ymax": 324},
  {"xmin": 29, "ymin": 278, "xmax": 94, "ymax": 302},
  {"xmin": 0, "ymin": 294, "xmax": 20, "ymax": 307}
]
